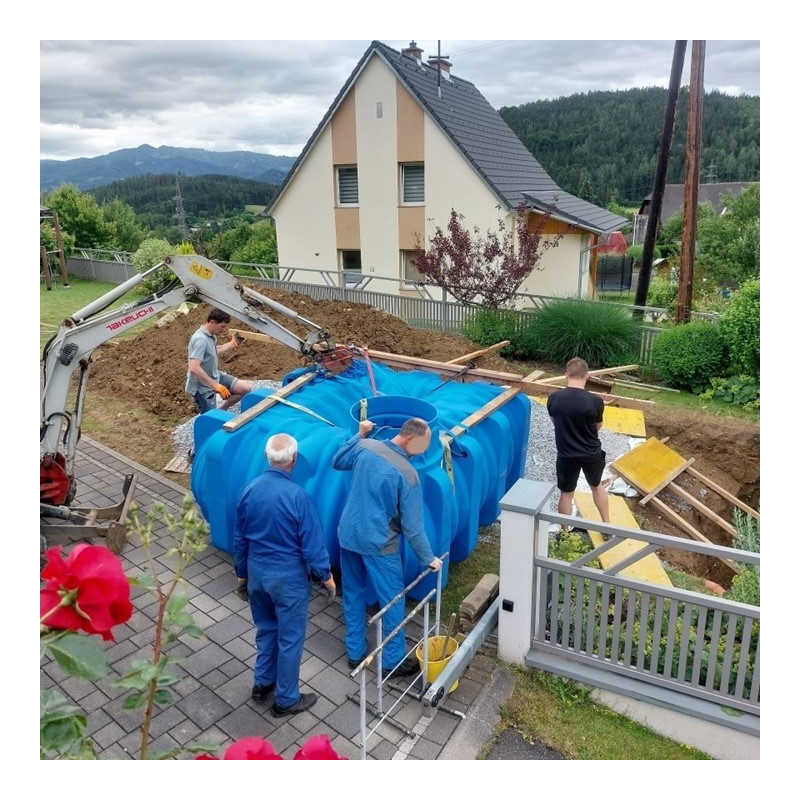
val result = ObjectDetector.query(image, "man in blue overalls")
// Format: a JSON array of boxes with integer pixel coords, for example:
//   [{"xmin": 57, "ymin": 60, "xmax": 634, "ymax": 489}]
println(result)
[
  {"xmin": 234, "ymin": 433, "xmax": 335, "ymax": 717},
  {"xmin": 333, "ymin": 417, "xmax": 442, "ymax": 676}
]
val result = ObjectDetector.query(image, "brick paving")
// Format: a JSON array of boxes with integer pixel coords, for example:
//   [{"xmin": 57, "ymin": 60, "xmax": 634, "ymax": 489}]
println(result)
[{"xmin": 40, "ymin": 437, "xmax": 500, "ymax": 760}]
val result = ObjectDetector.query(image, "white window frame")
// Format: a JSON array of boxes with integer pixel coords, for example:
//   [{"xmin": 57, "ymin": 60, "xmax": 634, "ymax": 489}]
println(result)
[
  {"xmin": 340, "ymin": 250, "xmax": 363, "ymax": 286},
  {"xmin": 400, "ymin": 249, "xmax": 426, "ymax": 289},
  {"xmin": 400, "ymin": 163, "xmax": 425, "ymax": 206},
  {"xmin": 336, "ymin": 166, "xmax": 359, "ymax": 206}
]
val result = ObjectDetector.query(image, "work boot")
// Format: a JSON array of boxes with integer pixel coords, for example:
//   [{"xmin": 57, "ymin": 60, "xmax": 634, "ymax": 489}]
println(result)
[
  {"xmin": 271, "ymin": 692, "xmax": 318, "ymax": 717},
  {"xmin": 387, "ymin": 657, "xmax": 419, "ymax": 679},
  {"xmin": 347, "ymin": 654, "xmax": 367, "ymax": 670},
  {"xmin": 251, "ymin": 683, "xmax": 275, "ymax": 702}
]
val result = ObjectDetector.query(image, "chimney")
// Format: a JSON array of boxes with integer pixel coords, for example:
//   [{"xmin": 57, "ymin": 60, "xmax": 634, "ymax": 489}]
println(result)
[
  {"xmin": 401, "ymin": 40, "xmax": 424, "ymax": 61},
  {"xmin": 427, "ymin": 56, "xmax": 452, "ymax": 75}
]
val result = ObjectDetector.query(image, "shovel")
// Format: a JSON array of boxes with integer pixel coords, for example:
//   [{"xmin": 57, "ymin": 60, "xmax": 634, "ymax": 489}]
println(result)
[{"xmin": 438, "ymin": 613, "xmax": 457, "ymax": 661}]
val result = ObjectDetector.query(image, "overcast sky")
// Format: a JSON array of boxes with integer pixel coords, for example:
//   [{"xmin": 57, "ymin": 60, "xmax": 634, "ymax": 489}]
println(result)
[{"xmin": 39, "ymin": 39, "xmax": 759, "ymax": 161}]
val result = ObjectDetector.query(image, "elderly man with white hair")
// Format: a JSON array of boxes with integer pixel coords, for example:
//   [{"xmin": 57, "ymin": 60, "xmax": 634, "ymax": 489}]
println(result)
[{"xmin": 233, "ymin": 433, "xmax": 335, "ymax": 717}]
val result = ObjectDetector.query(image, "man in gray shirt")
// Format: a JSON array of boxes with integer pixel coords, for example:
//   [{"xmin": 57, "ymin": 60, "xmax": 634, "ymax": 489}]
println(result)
[{"xmin": 186, "ymin": 308, "xmax": 253, "ymax": 413}]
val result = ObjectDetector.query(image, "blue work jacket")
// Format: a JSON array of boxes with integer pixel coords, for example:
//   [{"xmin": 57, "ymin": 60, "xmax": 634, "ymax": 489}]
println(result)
[
  {"xmin": 233, "ymin": 467, "xmax": 331, "ymax": 582},
  {"xmin": 333, "ymin": 435, "xmax": 436, "ymax": 564}
]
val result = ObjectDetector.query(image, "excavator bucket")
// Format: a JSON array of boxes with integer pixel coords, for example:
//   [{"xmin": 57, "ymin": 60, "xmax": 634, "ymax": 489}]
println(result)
[
  {"xmin": 40, "ymin": 473, "xmax": 138, "ymax": 555},
  {"xmin": 316, "ymin": 346, "xmax": 354, "ymax": 376}
]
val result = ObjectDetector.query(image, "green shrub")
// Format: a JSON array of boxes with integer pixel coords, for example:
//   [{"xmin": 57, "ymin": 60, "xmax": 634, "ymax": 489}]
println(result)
[
  {"xmin": 514, "ymin": 299, "xmax": 638, "ymax": 366},
  {"xmin": 651, "ymin": 322, "xmax": 728, "ymax": 392},
  {"xmin": 131, "ymin": 238, "xmax": 176, "ymax": 294},
  {"xmin": 626, "ymin": 244, "xmax": 660, "ymax": 264},
  {"xmin": 726, "ymin": 511, "xmax": 759, "ymax": 606},
  {"xmin": 646, "ymin": 276, "xmax": 678, "ymax": 312},
  {"xmin": 462, "ymin": 309, "xmax": 518, "ymax": 356},
  {"xmin": 720, "ymin": 279, "xmax": 759, "ymax": 377},
  {"xmin": 700, "ymin": 375, "xmax": 760, "ymax": 411}
]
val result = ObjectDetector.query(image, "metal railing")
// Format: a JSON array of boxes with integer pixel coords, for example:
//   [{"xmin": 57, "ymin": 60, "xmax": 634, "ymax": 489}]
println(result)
[
  {"xmin": 498, "ymin": 481, "xmax": 759, "ymax": 717},
  {"xmin": 349, "ymin": 552, "xmax": 450, "ymax": 760},
  {"xmin": 68, "ymin": 251, "xmax": 724, "ymax": 364}
]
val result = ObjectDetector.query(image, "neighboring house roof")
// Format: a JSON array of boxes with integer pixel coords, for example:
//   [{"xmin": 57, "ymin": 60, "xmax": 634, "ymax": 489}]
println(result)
[
  {"xmin": 268, "ymin": 40, "xmax": 626, "ymax": 234},
  {"xmin": 638, "ymin": 182, "xmax": 756, "ymax": 223}
]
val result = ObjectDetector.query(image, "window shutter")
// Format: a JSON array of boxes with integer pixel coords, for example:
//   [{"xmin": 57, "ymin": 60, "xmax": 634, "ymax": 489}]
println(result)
[
  {"xmin": 403, "ymin": 165, "xmax": 424, "ymax": 203},
  {"xmin": 338, "ymin": 167, "xmax": 359, "ymax": 204}
]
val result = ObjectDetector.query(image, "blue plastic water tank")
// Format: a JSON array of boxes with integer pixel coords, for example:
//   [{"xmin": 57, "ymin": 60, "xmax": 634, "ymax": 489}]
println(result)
[{"xmin": 191, "ymin": 361, "xmax": 530, "ymax": 599}]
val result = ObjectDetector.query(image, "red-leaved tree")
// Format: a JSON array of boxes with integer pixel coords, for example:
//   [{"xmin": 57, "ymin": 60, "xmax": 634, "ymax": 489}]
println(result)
[{"xmin": 412, "ymin": 202, "xmax": 570, "ymax": 307}]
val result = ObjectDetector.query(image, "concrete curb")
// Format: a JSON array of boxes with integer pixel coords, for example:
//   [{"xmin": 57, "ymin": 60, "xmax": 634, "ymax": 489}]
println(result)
[{"xmin": 437, "ymin": 663, "xmax": 515, "ymax": 760}]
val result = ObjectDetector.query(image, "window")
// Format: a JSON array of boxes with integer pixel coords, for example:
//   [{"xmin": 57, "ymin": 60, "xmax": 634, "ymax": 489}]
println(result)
[
  {"xmin": 341, "ymin": 250, "xmax": 362, "ymax": 286},
  {"xmin": 401, "ymin": 250, "xmax": 425, "ymax": 287},
  {"xmin": 401, "ymin": 164, "xmax": 424, "ymax": 204},
  {"xmin": 337, "ymin": 166, "xmax": 359, "ymax": 205}
]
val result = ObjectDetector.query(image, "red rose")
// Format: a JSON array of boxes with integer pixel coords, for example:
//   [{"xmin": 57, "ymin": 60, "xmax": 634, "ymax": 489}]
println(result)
[
  {"xmin": 223, "ymin": 738, "xmax": 283, "ymax": 760},
  {"xmin": 40, "ymin": 544, "xmax": 132, "ymax": 641},
  {"xmin": 293, "ymin": 734, "xmax": 347, "ymax": 760}
]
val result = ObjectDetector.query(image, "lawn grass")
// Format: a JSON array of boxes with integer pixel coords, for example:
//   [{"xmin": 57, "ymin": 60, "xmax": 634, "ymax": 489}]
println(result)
[
  {"xmin": 495, "ymin": 665, "xmax": 711, "ymax": 759},
  {"xmin": 40, "ymin": 276, "xmax": 163, "ymax": 350}
]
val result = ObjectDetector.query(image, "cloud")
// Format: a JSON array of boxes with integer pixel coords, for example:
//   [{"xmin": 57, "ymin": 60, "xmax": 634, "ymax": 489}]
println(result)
[{"xmin": 40, "ymin": 39, "xmax": 760, "ymax": 159}]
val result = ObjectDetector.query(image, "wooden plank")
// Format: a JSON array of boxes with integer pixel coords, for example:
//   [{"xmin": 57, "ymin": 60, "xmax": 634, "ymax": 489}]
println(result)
[
  {"xmin": 164, "ymin": 454, "xmax": 192, "ymax": 474},
  {"xmin": 686, "ymin": 466, "xmax": 759, "ymax": 520},
  {"xmin": 649, "ymin": 496, "xmax": 739, "ymax": 573},
  {"xmin": 667, "ymin": 482, "xmax": 739, "ymax": 538},
  {"xmin": 364, "ymin": 350, "xmax": 654, "ymax": 410},
  {"xmin": 610, "ymin": 438, "xmax": 687, "ymax": 494},
  {"xmin": 442, "ymin": 387, "xmax": 521, "ymax": 443},
  {"xmin": 230, "ymin": 328, "xmax": 276, "ymax": 344},
  {"xmin": 446, "ymin": 340, "xmax": 510, "ymax": 364},
  {"xmin": 521, "ymin": 370, "xmax": 545, "ymax": 383},
  {"xmin": 639, "ymin": 458, "xmax": 696, "ymax": 506},
  {"xmin": 535, "ymin": 365, "xmax": 640, "ymax": 385},
  {"xmin": 222, "ymin": 372, "xmax": 316, "ymax": 432},
  {"xmin": 41, "ymin": 246, "xmax": 53, "ymax": 290},
  {"xmin": 614, "ymin": 378, "xmax": 681, "ymax": 393}
]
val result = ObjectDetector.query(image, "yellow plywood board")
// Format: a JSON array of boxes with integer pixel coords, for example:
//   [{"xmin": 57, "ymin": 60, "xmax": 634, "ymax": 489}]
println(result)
[
  {"xmin": 532, "ymin": 396, "xmax": 646, "ymax": 436},
  {"xmin": 573, "ymin": 493, "xmax": 672, "ymax": 587},
  {"xmin": 609, "ymin": 437, "xmax": 687, "ymax": 494}
]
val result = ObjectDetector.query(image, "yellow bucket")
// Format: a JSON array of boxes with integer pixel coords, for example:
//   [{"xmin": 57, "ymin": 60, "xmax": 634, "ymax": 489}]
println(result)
[{"xmin": 416, "ymin": 635, "xmax": 459, "ymax": 694}]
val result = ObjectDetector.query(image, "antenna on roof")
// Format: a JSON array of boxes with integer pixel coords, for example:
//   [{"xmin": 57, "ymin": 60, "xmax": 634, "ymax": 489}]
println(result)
[{"xmin": 437, "ymin": 40, "xmax": 442, "ymax": 99}]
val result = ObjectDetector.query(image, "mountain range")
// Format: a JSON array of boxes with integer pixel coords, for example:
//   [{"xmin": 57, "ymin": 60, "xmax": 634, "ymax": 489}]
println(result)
[{"xmin": 40, "ymin": 144, "xmax": 295, "ymax": 191}]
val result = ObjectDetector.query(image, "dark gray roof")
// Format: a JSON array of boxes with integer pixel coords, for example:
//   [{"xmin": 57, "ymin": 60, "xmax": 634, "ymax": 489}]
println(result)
[
  {"xmin": 269, "ymin": 41, "xmax": 624, "ymax": 232},
  {"xmin": 639, "ymin": 182, "xmax": 757, "ymax": 224}
]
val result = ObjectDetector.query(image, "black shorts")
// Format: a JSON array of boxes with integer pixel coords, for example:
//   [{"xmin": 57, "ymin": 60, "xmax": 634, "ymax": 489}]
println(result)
[{"xmin": 556, "ymin": 453, "xmax": 606, "ymax": 493}]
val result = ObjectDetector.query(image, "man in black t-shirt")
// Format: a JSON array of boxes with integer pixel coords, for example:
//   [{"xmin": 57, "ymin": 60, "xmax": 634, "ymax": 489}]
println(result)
[{"xmin": 546, "ymin": 357, "xmax": 611, "ymax": 525}]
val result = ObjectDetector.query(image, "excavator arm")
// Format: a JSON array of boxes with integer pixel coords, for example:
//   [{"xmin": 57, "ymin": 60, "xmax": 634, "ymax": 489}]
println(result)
[{"xmin": 40, "ymin": 255, "xmax": 351, "ymax": 508}]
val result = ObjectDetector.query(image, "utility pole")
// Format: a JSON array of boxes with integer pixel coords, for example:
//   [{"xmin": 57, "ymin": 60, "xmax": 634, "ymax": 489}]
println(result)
[
  {"xmin": 634, "ymin": 41, "xmax": 687, "ymax": 311},
  {"xmin": 675, "ymin": 40, "xmax": 706, "ymax": 324}
]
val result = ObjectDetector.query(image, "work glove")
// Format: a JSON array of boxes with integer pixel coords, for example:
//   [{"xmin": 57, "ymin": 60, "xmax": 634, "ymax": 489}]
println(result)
[
  {"xmin": 214, "ymin": 383, "xmax": 231, "ymax": 399},
  {"xmin": 235, "ymin": 579, "xmax": 248, "ymax": 602}
]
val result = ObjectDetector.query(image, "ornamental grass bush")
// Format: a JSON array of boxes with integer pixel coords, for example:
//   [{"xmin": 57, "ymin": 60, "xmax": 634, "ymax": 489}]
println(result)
[{"xmin": 514, "ymin": 298, "xmax": 639, "ymax": 365}]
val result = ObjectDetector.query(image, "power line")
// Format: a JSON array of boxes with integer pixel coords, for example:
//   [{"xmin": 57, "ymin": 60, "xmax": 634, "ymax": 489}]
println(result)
[{"xmin": 449, "ymin": 40, "xmax": 513, "ymax": 57}]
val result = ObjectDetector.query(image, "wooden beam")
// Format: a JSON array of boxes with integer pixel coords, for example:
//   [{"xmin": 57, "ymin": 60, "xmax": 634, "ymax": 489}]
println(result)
[
  {"xmin": 447, "ymin": 340, "xmax": 510, "ymax": 365},
  {"xmin": 364, "ymin": 350, "xmax": 654, "ymax": 411},
  {"xmin": 639, "ymin": 458, "xmax": 696, "ymax": 506},
  {"xmin": 442, "ymin": 388, "xmax": 521, "ymax": 444},
  {"xmin": 649, "ymin": 496, "xmax": 739, "ymax": 573},
  {"xmin": 521, "ymin": 370, "xmax": 545, "ymax": 383},
  {"xmin": 222, "ymin": 372, "xmax": 316, "ymax": 432},
  {"xmin": 535, "ymin": 365, "xmax": 640, "ymax": 385},
  {"xmin": 41, "ymin": 246, "xmax": 52, "ymax": 290},
  {"xmin": 686, "ymin": 466, "xmax": 759, "ymax": 520},
  {"xmin": 230, "ymin": 328, "xmax": 276, "ymax": 344},
  {"xmin": 614, "ymin": 378, "xmax": 680, "ymax": 394},
  {"xmin": 667, "ymin": 482, "xmax": 739, "ymax": 539}
]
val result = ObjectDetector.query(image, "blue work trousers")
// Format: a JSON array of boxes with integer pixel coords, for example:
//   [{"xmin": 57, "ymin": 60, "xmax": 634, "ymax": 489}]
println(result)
[
  {"xmin": 340, "ymin": 548, "xmax": 407, "ymax": 669},
  {"xmin": 248, "ymin": 566, "xmax": 311, "ymax": 708}
]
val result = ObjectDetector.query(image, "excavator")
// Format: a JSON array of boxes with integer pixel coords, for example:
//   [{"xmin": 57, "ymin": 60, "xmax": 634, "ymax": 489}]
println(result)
[{"xmin": 40, "ymin": 255, "xmax": 353, "ymax": 553}]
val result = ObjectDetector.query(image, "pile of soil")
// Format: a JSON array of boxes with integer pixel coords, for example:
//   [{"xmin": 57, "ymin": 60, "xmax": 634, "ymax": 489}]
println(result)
[{"xmin": 90, "ymin": 288, "xmax": 520, "ymax": 418}]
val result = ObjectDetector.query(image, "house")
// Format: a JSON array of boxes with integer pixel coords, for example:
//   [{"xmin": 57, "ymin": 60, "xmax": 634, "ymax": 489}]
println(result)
[
  {"xmin": 633, "ymin": 181, "xmax": 756, "ymax": 243},
  {"xmin": 267, "ymin": 40, "xmax": 627, "ymax": 303}
]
